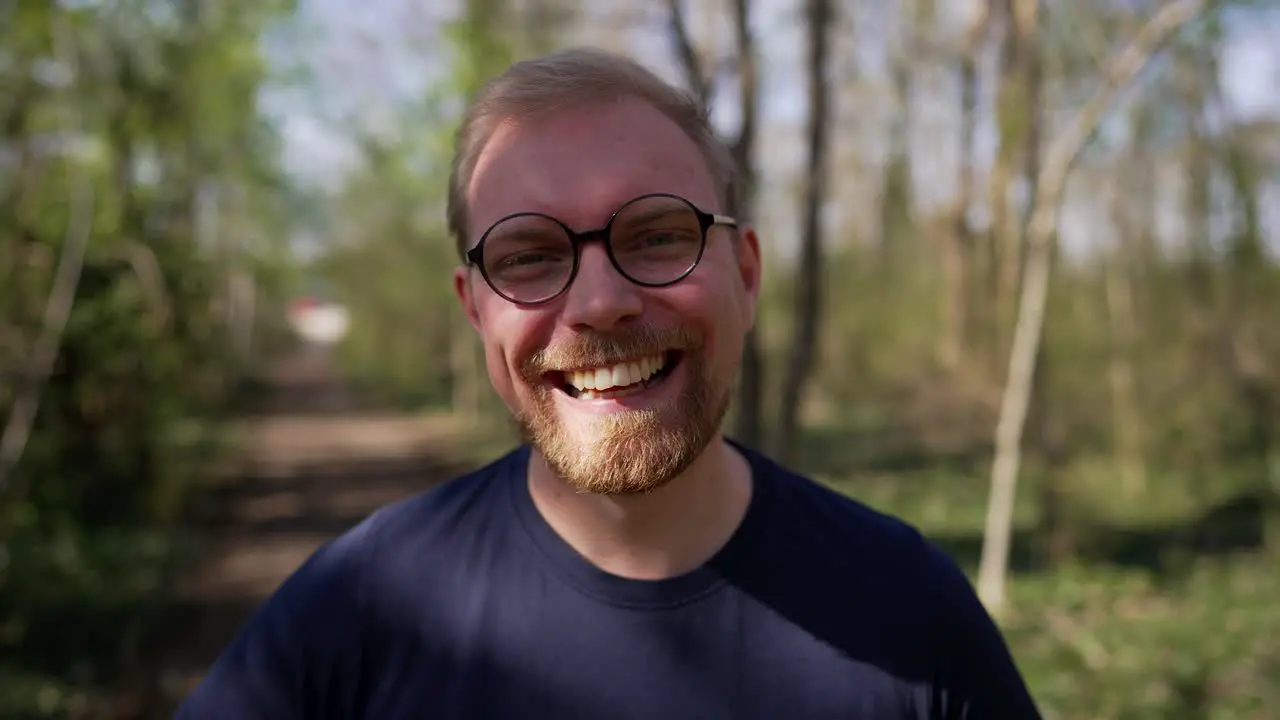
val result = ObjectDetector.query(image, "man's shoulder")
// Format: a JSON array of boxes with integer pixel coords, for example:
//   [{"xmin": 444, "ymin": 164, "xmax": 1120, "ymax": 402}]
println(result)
[
  {"xmin": 332, "ymin": 446, "xmax": 524, "ymax": 561},
  {"xmin": 175, "ymin": 451, "xmax": 529, "ymax": 716},
  {"xmin": 242, "ymin": 446, "xmax": 523, "ymax": 631},
  {"xmin": 746, "ymin": 451, "xmax": 1042, "ymax": 717},
  {"xmin": 737, "ymin": 445, "xmax": 1014, "ymax": 696},
  {"xmin": 741, "ymin": 443, "xmax": 962, "ymax": 593},
  {"xmin": 745, "ymin": 445, "xmax": 928, "ymax": 549}
]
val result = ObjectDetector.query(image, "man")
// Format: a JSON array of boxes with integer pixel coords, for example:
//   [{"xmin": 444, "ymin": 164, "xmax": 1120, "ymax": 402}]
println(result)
[{"xmin": 177, "ymin": 47, "xmax": 1042, "ymax": 719}]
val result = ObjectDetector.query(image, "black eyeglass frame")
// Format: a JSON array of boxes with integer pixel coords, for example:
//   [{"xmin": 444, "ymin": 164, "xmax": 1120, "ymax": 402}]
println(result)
[{"xmin": 464, "ymin": 193, "xmax": 738, "ymax": 306}]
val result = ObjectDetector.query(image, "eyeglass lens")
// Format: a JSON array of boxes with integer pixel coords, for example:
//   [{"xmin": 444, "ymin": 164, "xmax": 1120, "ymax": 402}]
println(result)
[{"xmin": 480, "ymin": 195, "xmax": 704, "ymax": 304}]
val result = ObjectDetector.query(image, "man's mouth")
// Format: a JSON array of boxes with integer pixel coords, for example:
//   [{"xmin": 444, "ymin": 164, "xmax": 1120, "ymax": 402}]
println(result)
[{"xmin": 548, "ymin": 351, "xmax": 681, "ymax": 400}]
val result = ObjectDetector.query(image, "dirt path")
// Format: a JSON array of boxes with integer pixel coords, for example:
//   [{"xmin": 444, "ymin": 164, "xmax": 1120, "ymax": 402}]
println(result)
[{"xmin": 131, "ymin": 350, "xmax": 475, "ymax": 718}]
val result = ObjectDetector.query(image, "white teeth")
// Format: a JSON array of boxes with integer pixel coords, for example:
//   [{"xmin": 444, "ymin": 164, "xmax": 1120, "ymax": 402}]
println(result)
[{"xmin": 565, "ymin": 353, "xmax": 667, "ymax": 394}]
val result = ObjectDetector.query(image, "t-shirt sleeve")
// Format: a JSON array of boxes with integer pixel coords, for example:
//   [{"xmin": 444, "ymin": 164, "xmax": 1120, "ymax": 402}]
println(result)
[
  {"xmin": 924, "ymin": 543, "xmax": 1043, "ymax": 720},
  {"xmin": 173, "ymin": 522, "xmax": 373, "ymax": 720}
]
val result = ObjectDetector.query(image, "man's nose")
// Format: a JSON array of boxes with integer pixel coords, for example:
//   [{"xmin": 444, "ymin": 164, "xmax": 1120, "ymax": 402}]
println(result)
[{"xmin": 559, "ymin": 243, "xmax": 643, "ymax": 331}]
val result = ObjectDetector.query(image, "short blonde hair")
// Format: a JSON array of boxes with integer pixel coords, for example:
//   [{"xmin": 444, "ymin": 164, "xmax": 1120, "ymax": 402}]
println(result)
[{"xmin": 446, "ymin": 46, "xmax": 734, "ymax": 258}]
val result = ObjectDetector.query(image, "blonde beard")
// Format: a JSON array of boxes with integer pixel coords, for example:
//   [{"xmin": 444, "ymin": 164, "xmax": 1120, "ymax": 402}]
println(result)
[
  {"xmin": 517, "ymin": 371, "xmax": 730, "ymax": 496},
  {"xmin": 513, "ymin": 324, "xmax": 730, "ymax": 495}
]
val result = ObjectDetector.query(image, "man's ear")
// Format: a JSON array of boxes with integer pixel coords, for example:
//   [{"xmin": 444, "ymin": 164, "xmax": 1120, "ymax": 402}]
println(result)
[
  {"xmin": 454, "ymin": 266, "xmax": 482, "ymax": 332},
  {"xmin": 735, "ymin": 225, "xmax": 763, "ymax": 324}
]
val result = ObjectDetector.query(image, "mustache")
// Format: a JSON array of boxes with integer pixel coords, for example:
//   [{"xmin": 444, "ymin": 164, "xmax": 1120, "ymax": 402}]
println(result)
[{"xmin": 523, "ymin": 324, "xmax": 701, "ymax": 375}]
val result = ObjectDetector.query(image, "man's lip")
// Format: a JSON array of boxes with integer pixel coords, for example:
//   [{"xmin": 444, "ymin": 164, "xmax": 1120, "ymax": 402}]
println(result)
[
  {"xmin": 538, "ymin": 352, "xmax": 672, "ymax": 385},
  {"xmin": 541, "ymin": 351, "xmax": 674, "ymax": 376},
  {"xmin": 541, "ymin": 351, "xmax": 683, "ymax": 396}
]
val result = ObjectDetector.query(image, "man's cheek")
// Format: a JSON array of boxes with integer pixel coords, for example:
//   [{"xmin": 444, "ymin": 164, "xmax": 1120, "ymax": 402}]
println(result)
[{"xmin": 481, "ymin": 345, "xmax": 513, "ymax": 393}]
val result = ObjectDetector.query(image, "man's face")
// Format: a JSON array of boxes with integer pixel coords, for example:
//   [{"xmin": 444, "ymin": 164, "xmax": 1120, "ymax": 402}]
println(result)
[{"xmin": 454, "ymin": 96, "xmax": 761, "ymax": 495}]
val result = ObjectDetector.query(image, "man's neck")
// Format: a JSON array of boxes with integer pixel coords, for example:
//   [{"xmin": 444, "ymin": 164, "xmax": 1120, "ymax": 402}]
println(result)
[{"xmin": 526, "ymin": 437, "xmax": 753, "ymax": 580}]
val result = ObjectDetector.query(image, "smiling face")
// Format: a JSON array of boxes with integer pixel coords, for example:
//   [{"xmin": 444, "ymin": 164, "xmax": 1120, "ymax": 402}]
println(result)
[{"xmin": 454, "ymin": 96, "xmax": 761, "ymax": 495}]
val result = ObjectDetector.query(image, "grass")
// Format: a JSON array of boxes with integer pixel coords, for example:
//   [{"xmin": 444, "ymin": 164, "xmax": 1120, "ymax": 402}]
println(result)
[{"xmin": 1001, "ymin": 557, "xmax": 1279, "ymax": 719}]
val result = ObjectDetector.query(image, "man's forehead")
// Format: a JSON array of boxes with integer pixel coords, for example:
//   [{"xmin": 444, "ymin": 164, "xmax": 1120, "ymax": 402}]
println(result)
[{"xmin": 466, "ymin": 100, "xmax": 717, "ymax": 239}]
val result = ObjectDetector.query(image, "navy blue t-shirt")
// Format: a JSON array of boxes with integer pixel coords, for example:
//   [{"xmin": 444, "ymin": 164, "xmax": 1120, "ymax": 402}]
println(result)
[{"xmin": 177, "ymin": 443, "xmax": 1041, "ymax": 719}]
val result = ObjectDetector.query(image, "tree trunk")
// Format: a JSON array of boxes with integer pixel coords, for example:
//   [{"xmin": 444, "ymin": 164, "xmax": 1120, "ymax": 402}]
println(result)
[
  {"xmin": 665, "ymin": 0, "xmax": 765, "ymax": 448},
  {"xmin": 1105, "ymin": 183, "xmax": 1146, "ymax": 496},
  {"xmin": 774, "ymin": 0, "xmax": 832, "ymax": 463},
  {"xmin": 985, "ymin": 0, "xmax": 1019, "ymax": 371},
  {"xmin": 939, "ymin": 7, "xmax": 987, "ymax": 373},
  {"xmin": 727, "ymin": 0, "xmax": 764, "ymax": 448},
  {"xmin": 976, "ymin": 0, "xmax": 1208, "ymax": 617},
  {"xmin": 877, "ymin": 2, "xmax": 915, "ymax": 272},
  {"xmin": 1031, "ymin": 337, "xmax": 1076, "ymax": 568}
]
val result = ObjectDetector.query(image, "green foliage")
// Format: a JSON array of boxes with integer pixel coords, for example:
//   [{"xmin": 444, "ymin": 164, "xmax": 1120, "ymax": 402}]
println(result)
[
  {"xmin": 315, "ymin": 128, "xmax": 461, "ymax": 409},
  {"xmin": 0, "ymin": 0, "xmax": 297, "ymax": 709},
  {"xmin": 0, "ymin": 0, "xmax": 1255, "ymax": 713},
  {"xmin": 313, "ymin": 0, "xmax": 571, "ymax": 413},
  {"xmin": 0, "ymin": 525, "xmax": 197, "ymax": 719}
]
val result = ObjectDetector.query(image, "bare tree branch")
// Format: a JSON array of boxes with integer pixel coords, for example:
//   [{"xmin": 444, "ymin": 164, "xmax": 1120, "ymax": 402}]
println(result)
[
  {"xmin": 106, "ymin": 240, "xmax": 173, "ymax": 335},
  {"xmin": 976, "ymin": 0, "xmax": 1208, "ymax": 617},
  {"xmin": 0, "ymin": 14, "xmax": 95, "ymax": 491},
  {"xmin": 726, "ymin": 0, "xmax": 764, "ymax": 447},
  {"xmin": 664, "ymin": 0, "xmax": 710, "ymax": 106},
  {"xmin": 728, "ymin": 0, "xmax": 757, "ymax": 207}
]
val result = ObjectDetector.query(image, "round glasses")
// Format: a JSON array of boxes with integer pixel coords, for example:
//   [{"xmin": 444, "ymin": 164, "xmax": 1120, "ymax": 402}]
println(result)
[{"xmin": 465, "ymin": 193, "xmax": 738, "ymax": 305}]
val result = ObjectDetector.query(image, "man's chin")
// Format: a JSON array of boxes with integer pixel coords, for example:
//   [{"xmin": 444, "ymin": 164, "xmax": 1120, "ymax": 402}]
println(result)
[
  {"xmin": 529, "ymin": 419, "xmax": 709, "ymax": 496},
  {"xmin": 517, "ymin": 362, "xmax": 731, "ymax": 496}
]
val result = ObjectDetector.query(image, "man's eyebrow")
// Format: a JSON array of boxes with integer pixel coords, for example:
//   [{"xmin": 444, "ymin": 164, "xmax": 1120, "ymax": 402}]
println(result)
[{"xmin": 614, "ymin": 206, "xmax": 688, "ymax": 228}]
